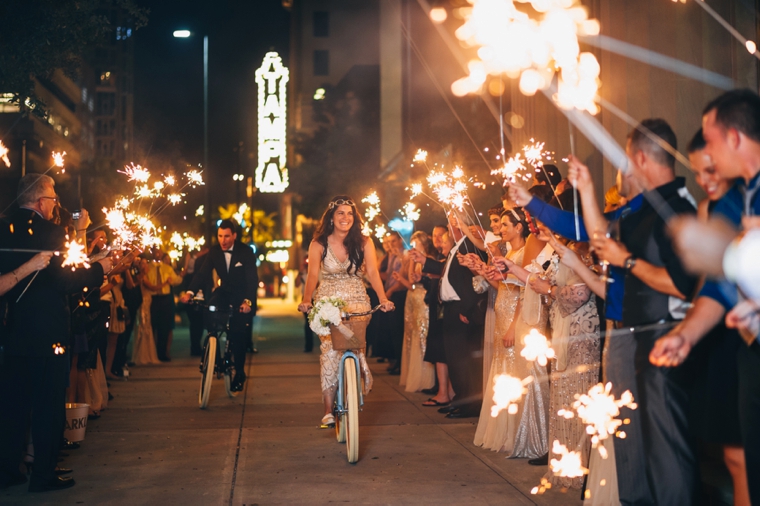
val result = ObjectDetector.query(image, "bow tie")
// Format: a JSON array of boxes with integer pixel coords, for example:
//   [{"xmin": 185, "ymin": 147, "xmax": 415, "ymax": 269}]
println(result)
[{"xmin": 223, "ymin": 250, "xmax": 232, "ymax": 254}]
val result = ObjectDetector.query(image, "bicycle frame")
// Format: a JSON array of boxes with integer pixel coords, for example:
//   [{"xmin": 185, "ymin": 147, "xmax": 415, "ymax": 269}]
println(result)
[{"xmin": 334, "ymin": 350, "xmax": 364, "ymax": 416}]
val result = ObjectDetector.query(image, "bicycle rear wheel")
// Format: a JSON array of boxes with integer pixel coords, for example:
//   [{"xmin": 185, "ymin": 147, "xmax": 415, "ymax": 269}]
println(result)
[
  {"xmin": 199, "ymin": 336, "xmax": 217, "ymax": 409},
  {"xmin": 335, "ymin": 399, "xmax": 346, "ymax": 443},
  {"xmin": 344, "ymin": 357, "xmax": 360, "ymax": 463}
]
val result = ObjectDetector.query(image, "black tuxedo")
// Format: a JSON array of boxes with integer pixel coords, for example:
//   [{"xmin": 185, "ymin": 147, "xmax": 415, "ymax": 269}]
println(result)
[
  {"xmin": 188, "ymin": 241, "xmax": 258, "ymax": 374},
  {"xmin": 0, "ymin": 208, "xmax": 105, "ymax": 489},
  {"xmin": 422, "ymin": 237, "xmax": 487, "ymax": 416}
]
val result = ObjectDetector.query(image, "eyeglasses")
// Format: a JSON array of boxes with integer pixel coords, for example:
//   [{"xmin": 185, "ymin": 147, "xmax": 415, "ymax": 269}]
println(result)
[
  {"xmin": 328, "ymin": 199, "xmax": 355, "ymax": 209},
  {"xmin": 40, "ymin": 196, "xmax": 59, "ymax": 204}
]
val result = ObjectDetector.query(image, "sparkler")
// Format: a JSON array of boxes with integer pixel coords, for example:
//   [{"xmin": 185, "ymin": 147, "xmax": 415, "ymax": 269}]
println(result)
[
  {"xmin": 520, "ymin": 328, "xmax": 556, "ymax": 366},
  {"xmin": 491, "ymin": 153, "xmax": 529, "ymax": 184},
  {"xmin": 374, "ymin": 223, "xmax": 387, "ymax": 240},
  {"xmin": 0, "ymin": 140, "xmax": 10, "ymax": 167},
  {"xmin": 61, "ymin": 240, "xmax": 90, "ymax": 271},
  {"xmin": 491, "ymin": 373, "xmax": 533, "ymax": 417},
  {"xmin": 549, "ymin": 440, "xmax": 588, "ymax": 478},
  {"xmin": 560, "ymin": 382, "xmax": 637, "ymax": 456},
  {"xmin": 119, "ymin": 163, "xmax": 151, "ymax": 183},
  {"xmin": 413, "ymin": 149, "xmax": 428, "ymax": 163},
  {"xmin": 451, "ymin": 0, "xmax": 602, "ymax": 114},
  {"xmin": 52, "ymin": 151, "xmax": 66, "ymax": 173},
  {"xmin": 400, "ymin": 202, "xmax": 421, "ymax": 222},
  {"xmin": 186, "ymin": 169, "xmax": 204, "ymax": 187},
  {"xmin": 362, "ymin": 191, "xmax": 382, "ymax": 222}
]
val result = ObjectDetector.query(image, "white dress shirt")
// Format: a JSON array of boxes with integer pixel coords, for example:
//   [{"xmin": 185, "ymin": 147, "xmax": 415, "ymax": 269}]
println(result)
[
  {"xmin": 440, "ymin": 236, "xmax": 466, "ymax": 302},
  {"xmin": 223, "ymin": 244, "xmax": 234, "ymax": 272}
]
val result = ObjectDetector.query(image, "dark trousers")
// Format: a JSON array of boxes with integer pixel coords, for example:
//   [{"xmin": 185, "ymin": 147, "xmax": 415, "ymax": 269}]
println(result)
[
  {"xmin": 151, "ymin": 294, "xmax": 173, "ymax": 360},
  {"xmin": 113, "ymin": 301, "xmax": 140, "ymax": 371},
  {"xmin": 738, "ymin": 342, "xmax": 760, "ymax": 504},
  {"xmin": 186, "ymin": 305, "xmax": 204, "ymax": 356},
  {"xmin": 608, "ymin": 326, "xmax": 654, "ymax": 505},
  {"xmin": 0, "ymin": 354, "xmax": 67, "ymax": 487},
  {"xmin": 442, "ymin": 303, "xmax": 483, "ymax": 415},
  {"xmin": 634, "ymin": 327, "xmax": 698, "ymax": 506},
  {"xmin": 389, "ymin": 290, "xmax": 407, "ymax": 366},
  {"xmin": 228, "ymin": 313, "xmax": 253, "ymax": 376},
  {"xmin": 303, "ymin": 314, "xmax": 314, "ymax": 352}
]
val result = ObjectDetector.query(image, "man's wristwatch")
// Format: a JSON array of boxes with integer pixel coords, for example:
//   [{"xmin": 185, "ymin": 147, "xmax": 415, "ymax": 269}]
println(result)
[
  {"xmin": 624, "ymin": 255, "xmax": 637, "ymax": 271},
  {"xmin": 243, "ymin": 299, "xmax": 252, "ymax": 307}
]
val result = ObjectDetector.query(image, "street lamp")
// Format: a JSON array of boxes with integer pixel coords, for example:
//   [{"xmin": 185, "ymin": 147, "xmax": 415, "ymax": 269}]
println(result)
[{"xmin": 173, "ymin": 29, "xmax": 211, "ymax": 243}]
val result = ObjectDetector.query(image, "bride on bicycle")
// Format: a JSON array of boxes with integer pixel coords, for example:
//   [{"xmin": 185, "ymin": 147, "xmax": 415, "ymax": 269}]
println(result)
[{"xmin": 298, "ymin": 196, "xmax": 394, "ymax": 427}]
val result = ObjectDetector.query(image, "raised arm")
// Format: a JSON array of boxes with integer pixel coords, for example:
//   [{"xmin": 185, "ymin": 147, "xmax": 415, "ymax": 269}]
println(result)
[
  {"xmin": 567, "ymin": 155, "xmax": 608, "ymax": 236},
  {"xmin": 362, "ymin": 239, "xmax": 393, "ymax": 311}
]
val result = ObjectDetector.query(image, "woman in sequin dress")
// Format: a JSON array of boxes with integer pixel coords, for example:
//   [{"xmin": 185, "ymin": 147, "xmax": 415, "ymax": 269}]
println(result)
[
  {"xmin": 473, "ymin": 208, "xmax": 529, "ymax": 451},
  {"xmin": 397, "ymin": 231, "xmax": 438, "ymax": 392},
  {"xmin": 298, "ymin": 196, "xmax": 394, "ymax": 427},
  {"xmin": 529, "ymin": 235, "xmax": 601, "ymax": 489}
]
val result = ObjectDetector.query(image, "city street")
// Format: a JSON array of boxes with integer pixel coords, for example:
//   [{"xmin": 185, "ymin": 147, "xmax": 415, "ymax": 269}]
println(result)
[{"xmin": 2, "ymin": 299, "xmax": 580, "ymax": 505}]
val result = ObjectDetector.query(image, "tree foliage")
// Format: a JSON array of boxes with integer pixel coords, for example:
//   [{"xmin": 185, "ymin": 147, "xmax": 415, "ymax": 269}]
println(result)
[{"xmin": 0, "ymin": 0, "xmax": 148, "ymax": 114}]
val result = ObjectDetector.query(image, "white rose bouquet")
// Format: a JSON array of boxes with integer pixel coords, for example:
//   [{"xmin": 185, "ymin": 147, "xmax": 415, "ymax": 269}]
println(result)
[{"xmin": 308, "ymin": 297, "xmax": 352, "ymax": 336}]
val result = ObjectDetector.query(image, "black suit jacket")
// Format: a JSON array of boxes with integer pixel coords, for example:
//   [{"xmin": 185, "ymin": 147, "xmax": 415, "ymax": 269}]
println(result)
[
  {"xmin": 188, "ymin": 241, "xmax": 258, "ymax": 316},
  {"xmin": 422, "ymin": 237, "xmax": 488, "ymax": 325},
  {"xmin": 0, "ymin": 209, "xmax": 105, "ymax": 356}
]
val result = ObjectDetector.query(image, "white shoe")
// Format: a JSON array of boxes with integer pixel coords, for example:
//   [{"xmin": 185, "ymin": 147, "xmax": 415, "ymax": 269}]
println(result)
[{"xmin": 320, "ymin": 414, "xmax": 335, "ymax": 427}]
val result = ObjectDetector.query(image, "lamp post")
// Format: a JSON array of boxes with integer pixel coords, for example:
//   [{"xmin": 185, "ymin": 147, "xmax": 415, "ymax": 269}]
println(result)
[{"xmin": 173, "ymin": 30, "xmax": 212, "ymax": 243}]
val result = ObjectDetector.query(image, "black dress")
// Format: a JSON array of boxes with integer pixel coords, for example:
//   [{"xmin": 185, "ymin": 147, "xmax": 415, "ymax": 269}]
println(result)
[{"xmin": 422, "ymin": 254, "xmax": 446, "ymax": 365}]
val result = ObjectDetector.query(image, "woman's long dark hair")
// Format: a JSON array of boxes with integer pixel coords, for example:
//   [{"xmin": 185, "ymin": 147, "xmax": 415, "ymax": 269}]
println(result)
[{"xmin": 313, "ymin": 195, "xmax": 366, "ymax": 273}]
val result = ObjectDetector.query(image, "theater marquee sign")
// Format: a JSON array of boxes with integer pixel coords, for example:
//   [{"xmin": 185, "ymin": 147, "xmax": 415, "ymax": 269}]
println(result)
[{"xmin": 255, "ymin": 52, "xmax": 289, "ymax": 193}]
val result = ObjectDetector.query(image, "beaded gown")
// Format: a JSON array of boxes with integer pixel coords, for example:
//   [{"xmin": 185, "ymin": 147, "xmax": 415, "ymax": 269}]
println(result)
[
  {"xmin": 315, "ymin": 245, "xmax": 373, "ymax": 398},
  {"xmin": 132, "ymin": 285, "xmax": 160, "ymax": 365},
  {"xmin": 474, "ymin": 245, "xmax": 525, "ymax": 452},
  {"xmin": 543, "ymin": 254, "xmax": 601, "ymax": 489},
  {"xmin": 509, "ymin": 243, "xmax": 553, "ymax": 459},
  {"xmin": 400, "ymin": 282, "xmax": 435, "ymax": 392}
]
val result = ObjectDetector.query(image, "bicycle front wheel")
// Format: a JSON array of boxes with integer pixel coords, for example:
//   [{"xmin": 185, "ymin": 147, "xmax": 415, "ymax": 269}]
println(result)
[
  {"xmin": 199, "ymin": 336, "xmax": 217, "ymax": 409},
  {"xmin": 344, "ymin": 356, "xmax": 360, "ymax": 463}
]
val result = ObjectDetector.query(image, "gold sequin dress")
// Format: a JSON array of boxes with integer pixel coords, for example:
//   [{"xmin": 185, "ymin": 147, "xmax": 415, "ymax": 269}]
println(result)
[
  {"xmin": 314, "ymin": 246, "xmax": 373, "ymax": 398},
  {"xmin": 474, "ymin": 245, "xmax": 525, "ymax": 452},
  {"xmin": 544, "ymin": 255, "xmax": 601, "ymax": 489},
  {"xmin": 400, "ymin": 280, "xmax": 435, "ymax": 392}
]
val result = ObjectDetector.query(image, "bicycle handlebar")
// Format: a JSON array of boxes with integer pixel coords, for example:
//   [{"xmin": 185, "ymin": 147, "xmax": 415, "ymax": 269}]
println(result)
[{"xmin": 341, "ymin": 304, "xmax": 385, "ymax": 318}]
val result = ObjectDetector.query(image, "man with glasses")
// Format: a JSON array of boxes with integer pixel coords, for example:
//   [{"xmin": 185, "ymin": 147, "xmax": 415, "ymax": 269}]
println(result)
[{"xmin": 0, "ymin": 174, "xmax": 112, "ymax": 492}]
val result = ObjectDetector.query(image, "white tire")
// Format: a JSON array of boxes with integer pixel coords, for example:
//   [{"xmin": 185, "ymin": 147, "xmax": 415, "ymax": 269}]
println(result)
[
  {"xmin": 344, "ymin": 357, "xmax": 360, "ymax": 463},
  {"xmin": 199, "ymin": 337, "xmax": 216, "ymax": 409}
]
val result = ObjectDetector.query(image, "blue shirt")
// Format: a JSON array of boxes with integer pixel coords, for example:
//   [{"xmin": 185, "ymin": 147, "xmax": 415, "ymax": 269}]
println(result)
[
  {"xmin": 699, "ymin": 173, "xmax": 760, "ymax": 310},
  {"xmin": 525, "ymin": 194, "xmax": 644, "ymax": 321}
]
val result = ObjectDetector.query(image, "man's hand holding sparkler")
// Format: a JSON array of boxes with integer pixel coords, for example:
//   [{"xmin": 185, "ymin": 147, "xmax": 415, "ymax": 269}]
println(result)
[
  {"xmin": 590, "ymin": 234, "xmax": 630, "ymax": 268},
  {"xmin": 30, "ymin": 251, "xmax": 54, "ymax": 271},
  {"xmin": 566, "ymin": 155, "xmax": 593, "ymax": 193},
  {"xmin": 492, "ymin": 255, "xmax": 514, "ymax": 273}
]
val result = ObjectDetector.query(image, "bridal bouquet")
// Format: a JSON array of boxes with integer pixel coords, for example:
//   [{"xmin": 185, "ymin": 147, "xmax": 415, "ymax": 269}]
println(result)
[{"xmin": 308, "ymin": 297, "xmax": 351, "ymax": 336}]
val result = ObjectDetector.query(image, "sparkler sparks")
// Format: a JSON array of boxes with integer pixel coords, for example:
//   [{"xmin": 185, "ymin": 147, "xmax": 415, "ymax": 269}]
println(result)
[
  {"xmin": 427, "ymin": 168, "xmax": 470, "ymax": 211},
  {"xmin": 561, "ymin": 382, "xmax": 637, "ymax": 455},
  {"xmin": 520, "ymin": 329, "xmax": 556, "ymax": 366},
  {"xmin": 374, "ymin": 223, "xmax": 387, "ymax": 240},
  {"xmin": 451, "ymin": 0, "xmax": 602, "ymax": 114},
  {"xmin": 549, "ymin": 440, "xmax": 588, "ymax": 478},
  {"xmin": 119, "ymin": 163, "xmax": 151, "ymax": 183},
  {"xmin": 362, "ymin": 191, "xmax": 382, "ymax": 222},
  {"xmin": 61, "ymin": 240, "xmax": 90, "ymax": 271},
  {"xmin": 400, "ymin": 202, "xmax": 421, "ymax": 221},
  {"xmin": 52, "ymin": 151, "xmax": 66, "ymax": 169},
  {"xmin": 167, "ymin": 193, "xmax": 183, "ymax": 206},
  {"xmin": 523, "ymin": 139, "xmax": 553, "ymax": 169},
  {"xmin": 491, "ymin": 373, "xmax": 533, "ymax": 417},
  {"xmin": 413, "ymin": 149, "xmax": 428, "ymax": 163},
  {"xmin": 408, "ymin": 183, "xmax": 423, "ymax": 198},
  {"xmin": 186, "ymin": 170, "xmax": 204, "ymax": 187},
  {"xmin": 164, "ymin": 175, "xmax": 176, "ymax": 187},
  {"xmin": 0, "ymin": 140, "xmax": 10, "ymax": 167}
]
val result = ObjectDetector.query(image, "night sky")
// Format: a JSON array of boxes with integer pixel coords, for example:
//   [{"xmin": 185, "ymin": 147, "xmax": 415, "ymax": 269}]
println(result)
[{"xmin": 133, "ymin": 0, "xmax": 289, "ymax": 202}]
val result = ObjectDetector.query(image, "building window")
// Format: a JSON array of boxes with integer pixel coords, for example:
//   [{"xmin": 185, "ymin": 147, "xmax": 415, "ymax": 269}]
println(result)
[
  {"xmin": 313, "ymin": 11, "xmax": 329, "ymax": 37},
  {"xmin": 313, "ymin": 50, "xmax": 329, "ymax": 76}
]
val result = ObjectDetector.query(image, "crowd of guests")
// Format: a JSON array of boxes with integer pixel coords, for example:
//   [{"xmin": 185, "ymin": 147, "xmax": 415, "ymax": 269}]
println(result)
[
  {"xmin": 354, "ymin": 89, "xmax": 760, "ymax": 505},
  {"xmin": 0, "ymin": 173, "xmax": 222, "ymax": 492}
]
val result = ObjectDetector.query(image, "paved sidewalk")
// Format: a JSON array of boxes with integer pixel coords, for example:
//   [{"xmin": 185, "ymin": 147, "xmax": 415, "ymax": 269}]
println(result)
[{"xmin": 2, "ymin": 299, "xmax": 582, "ymax": 505}]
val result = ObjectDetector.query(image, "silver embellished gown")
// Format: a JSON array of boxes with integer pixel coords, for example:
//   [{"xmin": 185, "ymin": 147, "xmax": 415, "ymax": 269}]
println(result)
[
  {"xmin": 314, "ymin": 246, "xmax": 373, "ymax": 399},
  {"xmin": 509, "ymin": 244, "xmax": 553, "ymax": 459},
  {"xmin": 474, "ymin": 246, "xmax": 525, "ymax": 452},
  {"xmin": 543, "ymin": 255, "xmax": 601, "ymax": 489}
]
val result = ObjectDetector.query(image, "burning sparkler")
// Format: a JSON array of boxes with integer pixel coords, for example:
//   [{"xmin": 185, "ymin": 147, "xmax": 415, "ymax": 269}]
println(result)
[
  {"xmin": 413, "ymin": 149, "xmax": 428, "ymax": 163},
  {"xmin": 491, "ymin": 373, "xmax": 533, "ymax": 417},
  {"xmin": 451, "ymin": 0, "xmax": 602, "ymax": 114},
  {"xmin": 523, "ymin": 139, "xmax": 553, "ymax": 170},
  {"xmin": 61, "ymin": 240, "xmax": 90, "ymax": 271},
  {"xmin": 362, "ymin": 191, "xmax": 382, "ymax": 222},
  {"xmin": 374, "ymin": 223, "xmax": 387, "ymax": 240},
  {"xmin": 400, "ymin": 202, "xmax": 421, "ymax": 222},
  {"xmin": 119, "ymin": 163, "xmax": 151, "ymax": 183},
  {"xmin": 560, "ymin": 382, "xmax": 637, "ymax": 456},
  {"xmin": 52, "ymin": 151, "xmax": 66, "ymax": 172},
  {"xmin": 520, "ymin": 328, "xmax": 555, "ymax": 366},
  {"xmin": 549, "ymin": 440, "xmax": 588, "ymax": 478},
  {"xmin": 491, "ymin": 153, "xmax": 530, "ymax": 185},
  {"xmin": 0, "ymin": 140, "xmax": 10, "ymax": 167},
  {"xmin": 164, "ymin": 174, "xmax": 176, "ymax": 187},
  {"xmin": 186, "ymin": 169, "xmax": 204, "ymax": 187}
]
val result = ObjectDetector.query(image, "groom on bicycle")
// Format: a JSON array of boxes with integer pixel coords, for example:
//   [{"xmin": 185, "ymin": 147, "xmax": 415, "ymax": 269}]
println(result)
[{"xmin": 181, "ymin": 219, "xmax": 258, "ymax": 392}]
